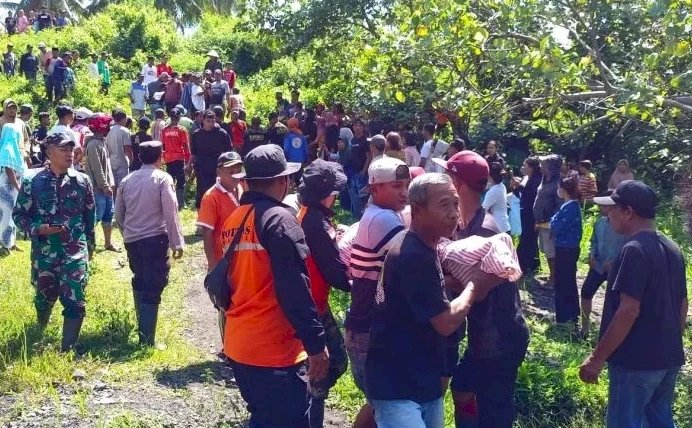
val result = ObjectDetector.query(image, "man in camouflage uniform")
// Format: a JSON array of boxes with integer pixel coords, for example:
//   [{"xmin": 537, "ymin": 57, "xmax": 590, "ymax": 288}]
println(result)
[{"xmin": 14, "ymin": 133, "xmax": 95, "ymax": 352}]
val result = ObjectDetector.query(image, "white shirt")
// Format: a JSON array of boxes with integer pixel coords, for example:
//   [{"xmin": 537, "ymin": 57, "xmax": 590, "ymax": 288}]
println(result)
[
  {"xmin": 482, "ymin": 182, "xmax": 511, "ymax": 233},
  {"xmin": 191, "ymin": 84, "xmax": 206, "ymax": 111},
  {"xmin": 87, "ymin": 62, "xmax": 99, "ymax": 78},
  {"xmin": 420, "ymin": 139, "xmax": 449, "ymax": 173},
  {"xmin": 141, "ymin": 64, "xmax": 158, "ymax": 85}
]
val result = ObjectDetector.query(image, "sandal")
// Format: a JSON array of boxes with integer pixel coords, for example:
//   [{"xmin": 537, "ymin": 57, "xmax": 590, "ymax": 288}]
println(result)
[{"xmin": 104, "ymin": 245, "xmax": 122, "ymax": 253}]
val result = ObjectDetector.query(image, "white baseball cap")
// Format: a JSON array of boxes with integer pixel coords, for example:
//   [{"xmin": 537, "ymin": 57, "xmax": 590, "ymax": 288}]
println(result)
[
  {"xmin": 74, "ymin": 107, "xmax": 94, "ymax": 120},
  {"xmin": 368, "ymin": 156, "xmax": 410, "ymax": 185}
]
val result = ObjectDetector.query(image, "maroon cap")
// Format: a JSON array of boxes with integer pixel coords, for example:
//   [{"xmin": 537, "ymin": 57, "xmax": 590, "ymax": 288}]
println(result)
[{"xmin": 432, "ymin": 150, "xmax": 489, "ymax": 192}]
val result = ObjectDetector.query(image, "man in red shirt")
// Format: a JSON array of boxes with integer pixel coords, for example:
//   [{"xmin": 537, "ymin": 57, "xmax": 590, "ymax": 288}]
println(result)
[
  {"xmin": 164, "ymin": 72, "xmax": 183, "ymax": 113},
  {"xmin": 229, "ymin": 109, "xmax": 247, "ymax": 153},
  {"xmin": 160, "ymin": 108, "xmax": 190, "ymax": 209},
  {"xmin": 156, "ymin": 54, "xmax": 172, "ymax": 77},
  {"xmin": 223, "ymin": 61, "xmax": 236, "ymax": 89}
]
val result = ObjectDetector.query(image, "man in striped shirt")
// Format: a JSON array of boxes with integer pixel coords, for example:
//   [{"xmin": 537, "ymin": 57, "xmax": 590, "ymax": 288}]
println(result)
[{"xmin": 344, "ymin": 157, "xmax": 410, "ymax": 428}]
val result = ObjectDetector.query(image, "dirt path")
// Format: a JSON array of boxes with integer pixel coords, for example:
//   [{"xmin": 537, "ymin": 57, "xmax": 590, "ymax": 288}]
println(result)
[{"xmin": 0, "ymin": 252, "xmax": 350, "ymax": 428}]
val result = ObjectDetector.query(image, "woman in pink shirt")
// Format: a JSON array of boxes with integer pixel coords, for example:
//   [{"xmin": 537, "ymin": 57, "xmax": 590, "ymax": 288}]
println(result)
[{"xmin": 16, "ymin": 10, "xmax": 29, "ymax": 33}]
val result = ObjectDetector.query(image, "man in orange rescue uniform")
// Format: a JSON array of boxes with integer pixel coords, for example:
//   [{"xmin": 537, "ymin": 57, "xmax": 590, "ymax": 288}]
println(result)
[
  {"xmin": 196, "ymin": 151, "xmax": 244, "ymax": 354},
  {"xmin": 219, "ymin": 144, "xmax": 329, "ymax": 427}
]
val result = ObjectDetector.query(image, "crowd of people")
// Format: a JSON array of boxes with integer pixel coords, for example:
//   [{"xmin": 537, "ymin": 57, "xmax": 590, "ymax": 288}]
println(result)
[
  {"xmin": 0, "ymin": 48, "xmax": 687, "ymax": 428},
  {"xmin": 3, "ymin": 6, "xmax": 71, "ymax": 36}
]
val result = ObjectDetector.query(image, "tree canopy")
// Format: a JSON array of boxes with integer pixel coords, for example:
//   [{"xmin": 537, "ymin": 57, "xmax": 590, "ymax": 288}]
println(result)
[{"xmin": 0, "ymin": 0, "xmax": 690, "ymax": 190}]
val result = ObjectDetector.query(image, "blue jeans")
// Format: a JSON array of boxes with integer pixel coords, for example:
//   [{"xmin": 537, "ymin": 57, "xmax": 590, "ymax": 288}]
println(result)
[
  {"xmin": 372, "ymin": 397, "xmax": 444, "ymax": 428},
  {"xmin": 607, "ymin": 364, "xmax": 680, "ymax": 428},
  {"xmin": 347, "ymin": 173, "xmax": 367, "ymax": 219},
  {"xmin": 94, "ymin": 191, "xmax": 114, "ymax": 226}
]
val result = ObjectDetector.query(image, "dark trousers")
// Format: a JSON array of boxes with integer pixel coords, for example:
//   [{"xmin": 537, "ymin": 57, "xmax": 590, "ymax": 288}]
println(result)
[
  {"xmin": 194, "ymin": 159, "xmax": 217, "ymax": 208},
  {"xmin": 517, "ymin": 227, "xmax": 540, "ymax": 273},
  {"xmin": 451, "ymin": 350, "xmax": 527, "ymax": 428},
  {"xmin": 580, "ymin": 268, "xmax": 608, "ymax": 300},
  {"xmin": 310, "ymin": 308, "xmax": 348, "ymax": 428},
  {"xmin": 164, "ymin": 101, "xmax": 177, "ymax": 113},
  {"xmin": 230, "ymin": 359, "xmax": 311, "ymax": 428},
  {"xmin": 166, "ymin": 160, "xmax": 186, "ymax": 190},
  {"xmin": 124, "ymin": 234, "xmax": 170, "ymax": 304},
  {"xmin": 45, "ymin": 75, "xmax": 54, "ymax": 100},
  {"xmin": 554, "ymin": 246, "xmax": 580, "ymax": 323}
]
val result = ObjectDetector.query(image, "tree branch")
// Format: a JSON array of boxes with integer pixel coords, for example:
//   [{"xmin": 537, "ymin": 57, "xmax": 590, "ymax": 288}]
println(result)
[
  {"xmin": 522, "ymin": 90, "xmax": 608, "ymax": 104},
  {"xmin": 610, "ymin": 119, "xmax": 633, "ymax": 145},
  {"xmin": 662, "ymin": 98, "xmax": 692, "ymax": 114},
  {"xmin": 487, "ymin": 32, "xmax": 540, "ymax": 46},
  {"xmin": 567, "ymin": 114, "xmax": 611, "ymax": 138}
]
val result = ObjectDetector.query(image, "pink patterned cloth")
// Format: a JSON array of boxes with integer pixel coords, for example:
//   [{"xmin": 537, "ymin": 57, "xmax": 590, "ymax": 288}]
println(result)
[{"xmin": 438, "ymin": 234, "xmax": 522, "ymax": 283}]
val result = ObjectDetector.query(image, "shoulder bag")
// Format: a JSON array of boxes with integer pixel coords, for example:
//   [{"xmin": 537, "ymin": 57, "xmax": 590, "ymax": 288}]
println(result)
[{"xmin": 203, "ymin": 207, "xmax": 253, "ymax": 310}]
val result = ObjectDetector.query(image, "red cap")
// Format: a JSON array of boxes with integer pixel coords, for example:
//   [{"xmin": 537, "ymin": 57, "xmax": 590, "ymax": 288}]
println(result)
[
  {"xmin": 432, "ymin": 150, "xmax": 489, "ymax": 192},
  {"xmin": 87, "ymin": 113, "xmax": 112, "ymax": 135}
]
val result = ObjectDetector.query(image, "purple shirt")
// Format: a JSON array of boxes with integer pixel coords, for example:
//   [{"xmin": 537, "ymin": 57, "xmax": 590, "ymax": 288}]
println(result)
[{"xmin": 115, "ymin": 164, "xmax": 184, "ymax": 249}]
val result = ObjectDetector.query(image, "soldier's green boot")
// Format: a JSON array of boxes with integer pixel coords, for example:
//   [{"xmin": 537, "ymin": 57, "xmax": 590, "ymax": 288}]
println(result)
[
  {"xmin": 60, "ymin": 317, "xmax": 83, "ymax": 352},
  {"xmin": 37, "ymin": 301, "xmax": 55, "ymax": 329},
  {"xmin": 138, "ymin": 303, "xmax": 159, "ymax": 346}
]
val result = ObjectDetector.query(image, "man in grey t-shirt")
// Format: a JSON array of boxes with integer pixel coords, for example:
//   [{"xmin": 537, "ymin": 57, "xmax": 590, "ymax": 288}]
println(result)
[{"xmin": 105, "ymin": 109, "xmax": 133, "ymax": 191}]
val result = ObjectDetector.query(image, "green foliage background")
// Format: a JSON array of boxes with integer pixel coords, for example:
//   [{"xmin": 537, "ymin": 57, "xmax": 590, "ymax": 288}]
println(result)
[{"xmin": 0, "ymin": 2, "xmax": 690, "ymax": 425}]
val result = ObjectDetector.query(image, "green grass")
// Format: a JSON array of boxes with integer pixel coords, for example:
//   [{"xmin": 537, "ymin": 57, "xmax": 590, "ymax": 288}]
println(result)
[{"xmin": 0, "ymin": 208, "xmax": 206, "ymax": 401}]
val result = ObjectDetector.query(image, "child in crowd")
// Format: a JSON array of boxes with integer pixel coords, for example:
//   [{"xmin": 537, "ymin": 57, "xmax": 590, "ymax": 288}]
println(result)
[
  {"xmin": 482, "ymin": 162, "xmax": 511, "ymax": 233},
  {"xmin": 152, "ymin": 108, "xmax": 165, "ymax": 141},
  {"xmin": 550, "ymin": 176, "xmax": 582, "ymax": 324},
  {"xmin": 579, "ymin": 195, "xmax": 627, "ymax": 336},
  {"xmin": 130, "ymin": 116, "xmax": 153, "ymax": 172}
]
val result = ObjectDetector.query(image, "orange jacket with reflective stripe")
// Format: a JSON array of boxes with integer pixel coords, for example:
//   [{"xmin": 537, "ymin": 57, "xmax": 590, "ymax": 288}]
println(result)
[
  {"xmin": 297, "ymin": 205, "xmax": 330, "ymax": 316},
  {"xmin": 221, "ymin": 204, "xmax": 307, "ymax": 367}
]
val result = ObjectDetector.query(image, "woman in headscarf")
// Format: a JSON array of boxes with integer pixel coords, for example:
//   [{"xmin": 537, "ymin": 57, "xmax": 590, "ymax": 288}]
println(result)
[
  {"xmin": 0, "ymin": 120, "xmax": 27, "ymax": 256},
  {"xmin": 607, "ymin": 159, "xmax": 634, "ymax": 190}
]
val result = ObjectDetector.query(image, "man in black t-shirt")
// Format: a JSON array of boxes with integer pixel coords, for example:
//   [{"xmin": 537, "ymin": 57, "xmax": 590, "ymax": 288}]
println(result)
[
  {"xmin": 36, "ymin": 8, "xmax": 52, "ymax": 31},
  {"xmin": 266, "ymin": 112, "xmax": 287, "ymax": 146},
  {"xmin": 243, "ymin": 116, "xmax": 267, "ymax": 157},
  {"xmin": 5, "ymin": 11, "xmax": 16, "ymax": 35},
  {"xmin": 366, "ymin": 173, "xmax": 494, "ymax": 427},
  {"xmin": 191, "ymin": 110, "xmax": 233, "ymax": 208},
  {"xmin": 582, "ymin": 181, "xmax": 687, "ymax": 428},
  {"xmin": 434, "ymin": 150, "xmax": 529, "ymax": 428}
]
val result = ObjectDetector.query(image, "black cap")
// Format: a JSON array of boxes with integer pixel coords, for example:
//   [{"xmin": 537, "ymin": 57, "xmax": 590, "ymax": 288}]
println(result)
[
  {"xmin": 233, "ymin": 145, "xmax": 301, "ymax": 180},
  {"xmin": 217, "ymin": 151, "xmax": 242, "ymax": 167},
  {"xmin": 298, "ymin": 159, "xmax": 347, "ymax": 203},
  {"xmin": 55, "ymin": 104, "xmax": 74, "ymax": 118},
  {"xmin": 138, "ymin": 116, "xmax": 151, "ymax": 128},
  {"xmin": 593, "ymin": 180, "xmax": 657, "ymax": 219},
  {"xmin": 42, "ymin": 133, "xmax": 75, "ymax": 148}
]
